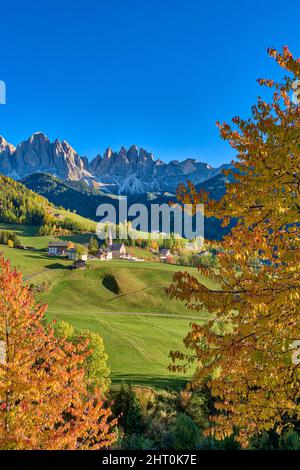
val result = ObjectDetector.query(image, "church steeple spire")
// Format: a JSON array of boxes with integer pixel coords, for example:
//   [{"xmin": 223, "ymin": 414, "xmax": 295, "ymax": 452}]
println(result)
[{"xmin": 108, "ymin": 227, "xmax": 113, "ymax": 247}]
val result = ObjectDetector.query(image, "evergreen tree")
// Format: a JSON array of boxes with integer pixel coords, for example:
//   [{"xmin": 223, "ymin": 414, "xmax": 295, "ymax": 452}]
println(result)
[
  {"xmin": 88, "ymin": 236, "xmax": 99, "ymax": 254},
  {"xmin": 171, "ymin": 414, "xmax": 200, "ymax": 450},
  {"xmin": 113, "ymin": 384, "xmax": 144, "ymax": 434}
]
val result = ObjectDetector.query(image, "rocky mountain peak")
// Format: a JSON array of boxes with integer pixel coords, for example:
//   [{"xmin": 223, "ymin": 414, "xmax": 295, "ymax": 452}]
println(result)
[
  {"xmin": 103, "ymin": 148, "xmax": 113, "ymax": 159},
  {"xmin": 0, "ymin": 135, "xmax": 15, "ymax": 153},
  {"xmin": 0, "ymin": 132, "xmax": 92, "ymax": 180},
  {"xmin": 30, "ymin": 131, "xmax": 48, "ymax": 140},
  {"xmin": 0, "ymin": 136, "xmax": 16, "ymax": 175},
  {"xmin": 127, "ymin": 145, "xmax": 139, "ymax": 163},
  {"xmin": 139, "ymin": 148, "xmax": 154, "ymax": 162},
  {"xmin": 90, "ymin": 153, "xmax": 102, "ymax": 173},
  {"xmin": 0, "ymin": 134, "xmax": 230, "ymax": 194},
  {"xmin": 128, "ymin": 144, "xmax": 139, "ymax": 152}
]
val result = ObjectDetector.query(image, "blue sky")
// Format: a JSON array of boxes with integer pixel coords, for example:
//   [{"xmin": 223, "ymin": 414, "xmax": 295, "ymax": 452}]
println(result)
[{"xmin": 0, "ymin": 0, "xmax": 299, "ymax": 166}]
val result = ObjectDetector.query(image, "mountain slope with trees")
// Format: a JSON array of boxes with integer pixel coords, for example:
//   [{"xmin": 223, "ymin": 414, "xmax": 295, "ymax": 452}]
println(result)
[
  {"xmin": 21, "ymin": 172, "xmax": 232, "ymax": 240},
  {"xmin": 0, "ymin": 174, "xmax": 48, "ymax": 225},
  {"xmin": 0, "ymin": 174, "xmax": 96, "ymax": 234}
]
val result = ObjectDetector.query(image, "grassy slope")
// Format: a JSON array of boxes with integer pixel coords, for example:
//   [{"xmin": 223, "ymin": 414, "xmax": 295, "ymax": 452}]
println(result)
[
  {"xmin": 0, "ymin": 223, "xmax": 95, "ymax": 252},
  {"xmin": 0, "ymin": 224, "xmax": 213, "ymax": 388},
  {"xmin": 52, "ymin": 208, "xmax": 97, "ymax": 232}
]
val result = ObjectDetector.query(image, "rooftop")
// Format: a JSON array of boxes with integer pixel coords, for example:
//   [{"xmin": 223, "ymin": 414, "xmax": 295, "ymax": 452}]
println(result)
[
  {"xmin": 108, "ymin": 243, "xmax": 125, "ymax": 251},
  {"xmin": 159, "ymin": 248, "xmax": 170, "ymax": 254},
  {"xmin": 48, "ymin": 241, "xmax": 69, "ymax": 248}
]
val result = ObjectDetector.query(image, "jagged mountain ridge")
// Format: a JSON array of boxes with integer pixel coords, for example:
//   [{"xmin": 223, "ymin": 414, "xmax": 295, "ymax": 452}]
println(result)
[
  {"xmin": 0, "ymin": 132, "xmax": 91, "ymax": 181},
  {"xmin": 0, "ymin": 132, "xmax": 231, "ymax": 194}
]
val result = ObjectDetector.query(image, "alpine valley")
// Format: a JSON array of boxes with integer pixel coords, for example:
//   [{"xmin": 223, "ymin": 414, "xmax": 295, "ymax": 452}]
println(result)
[{"xmin": 0, "ymin": 132, "xmax": 234, "ymax": 239}]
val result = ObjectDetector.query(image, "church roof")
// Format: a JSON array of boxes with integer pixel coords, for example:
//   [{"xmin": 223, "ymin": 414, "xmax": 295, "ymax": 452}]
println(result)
[{"xmin": 108, "ymin": 243, "xmax": 124, "ymax": 252}]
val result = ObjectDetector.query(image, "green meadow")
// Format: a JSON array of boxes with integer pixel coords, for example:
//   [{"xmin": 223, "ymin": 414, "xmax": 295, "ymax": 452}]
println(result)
[{"xmin": 0, "ymin": 224, "xmax": 212, "ymax": 389}]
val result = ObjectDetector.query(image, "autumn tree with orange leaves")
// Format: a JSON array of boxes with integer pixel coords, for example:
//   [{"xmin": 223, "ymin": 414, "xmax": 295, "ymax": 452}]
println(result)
[
  {"xmin": 168, "ymin": 47, "xmax": 300, "ymax": 447},
  {"xmin": 0, "ymin": 257, "xmax": 117, "ymax": 449}
]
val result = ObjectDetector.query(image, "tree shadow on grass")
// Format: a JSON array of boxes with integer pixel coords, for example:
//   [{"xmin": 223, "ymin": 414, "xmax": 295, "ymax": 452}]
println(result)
[
  {"xmin": 102, "ymin": 274, "xmax": 120, "ymax": 295},
  {"xmin": 23, "ymin": 252, "xmax": 50, "ymax": 259},
  {"xmin": 110, "ymin": 373, "xmax": 190, "ymax": 391},
  {"xmin": 59, "ymin": 233, "xmax": 93, "ymax": 244},
  {"xmin": 0, "ymin": 224, "xmax": 39, "ymax": 238},
  {"xmin": 45, "ymin": 263, "xmax": 70, "ymax": 270}
]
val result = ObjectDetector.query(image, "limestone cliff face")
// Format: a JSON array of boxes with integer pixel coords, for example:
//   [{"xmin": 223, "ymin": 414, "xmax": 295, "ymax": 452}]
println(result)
[
  {"xmin": 0, "ymin": 132, "xmax": 92, "ymax": 180},
  {"xmin": 0, "ymin": 136, "xmax": 15, "ymax": 174},
  {"xmin": 0, "ymin": 132, "xmax": 230, "ymax": 194}
]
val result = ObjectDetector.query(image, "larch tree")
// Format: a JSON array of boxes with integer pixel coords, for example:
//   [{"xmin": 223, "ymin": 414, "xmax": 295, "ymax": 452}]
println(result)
[
  {"xmin": 167, "ymin": 47, "xmax": 300, "ymax": 447},
  {"xmin": 0, "ymin": 256, "xmax": 117, "ymax": 450}
]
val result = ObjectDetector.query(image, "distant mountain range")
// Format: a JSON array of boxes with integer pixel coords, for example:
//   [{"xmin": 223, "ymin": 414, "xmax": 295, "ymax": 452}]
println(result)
[{"xmin": 0, "ymin": 132, "xmax": 231, "ymax": 195}]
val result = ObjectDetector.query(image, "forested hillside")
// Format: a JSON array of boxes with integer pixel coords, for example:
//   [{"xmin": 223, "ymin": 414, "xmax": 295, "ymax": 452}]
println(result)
[
  {"xmin": 0, "ymin": 174, "xmax": 48, "ymax": 225},
  {"xmin": 0, "ymin": 174, "xmax": 96, "ymax": 234},
  {"xmin": 21, "ymin": 172, "xmax": 233, "ymax": 240},
  {"xmin": 20, "ymin": 172, "xmax": 112, "ymax": 219}
]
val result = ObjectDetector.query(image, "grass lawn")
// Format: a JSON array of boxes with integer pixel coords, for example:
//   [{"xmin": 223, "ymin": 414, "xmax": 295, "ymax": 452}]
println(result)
[
  {"xmin": 47, "ymin": 311, "xmax": 194, "ymax": 389},
  {"xmin": 0, "ymin": 223, "xmax": 95, "ymax": 249},
  {"xmin": 52, "ymin": 208, "xmax": 97, "ymax": 232},
  {"xmin": 0, "ymin": 224, "xmax": 213, "ymax": 389},
  {"xmin": 41, "ymin": 260, "xmax": 210, "ymax": 315},
  {"xmin": 127, "ymin": 245, "xmax": 158, "ymax": 261},
  {"xmin": 41, "ymin": 261, "xmax": 211, "ymax": 388}
]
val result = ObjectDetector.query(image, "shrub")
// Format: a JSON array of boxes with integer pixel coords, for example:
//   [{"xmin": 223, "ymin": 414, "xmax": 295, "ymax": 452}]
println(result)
[
  {"xmin": 0, "ymin": 230, "xmax": 21, "ymax": 246},
  {"xmin": 279, "ymin": 430, "xmax": 300, "ymax": 450},
  {"xmin": 113, "ymin": 384, "xmax": 144, "ymax": 435},
  {"xmin": 178, "ymin": 389, "xmax": 209, "ymax": 429},
  {"xmin": 171, "ymin": 414, "xmax": 200, "ymax": 450},
  {"xmin": 119, "ymin": 433, "xmax": 155, "ymax": 450}
]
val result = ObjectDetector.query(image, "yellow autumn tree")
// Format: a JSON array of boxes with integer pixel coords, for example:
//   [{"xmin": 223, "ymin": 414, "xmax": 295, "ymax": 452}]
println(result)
[
  {"xmin": 0, "ymin": 256, "xmax": 117, "ymax": 449},
  {"xmin": 168, "ymin": 46, "xmax": 300, "ymax": 447}
]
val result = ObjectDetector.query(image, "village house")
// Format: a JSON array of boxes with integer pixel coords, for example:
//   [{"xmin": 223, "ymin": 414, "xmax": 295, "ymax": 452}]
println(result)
[
  {"xmin": 48, "ymin": 241, "xmax": 69, "ymax": 256},
  {"xmin": 48, "ymin": 241, "xmax": 75, "ymax": 257},
  {"xmin": 67, "ymin": 247, "xmax": 88, "ymax": 261},
  {"xmin": 95, "ymin": 248, "xmax": 113, "ymax": 261},
  {"xmin": 108, "ymin": 242, "xmax": 127, "ymax": 258},
  {"xmin": 71, "ymin": 259, "xmax": 87, "ymax": 270},
  {"xmin": 159, "ymin": 247, "xmax": 173, "ymax": 263},
  {"xmin": 159, "ymin": 248, "xmax": 171, "ymax": 258},
  {"xmin": 67, "ymin": 248, "xmax": 77, "ymax": 260},
  {"xmin": 105, "ymin": 229, "xmax": 127, "ymax": 259}
]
